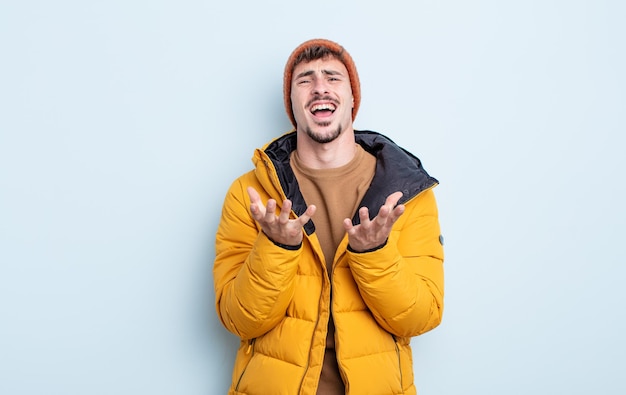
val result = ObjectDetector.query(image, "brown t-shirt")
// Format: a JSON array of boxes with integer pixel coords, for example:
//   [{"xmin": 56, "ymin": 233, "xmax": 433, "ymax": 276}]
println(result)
[{"xmin": 290, "ymin": 145, "xmax": 376, "ymax": 394}]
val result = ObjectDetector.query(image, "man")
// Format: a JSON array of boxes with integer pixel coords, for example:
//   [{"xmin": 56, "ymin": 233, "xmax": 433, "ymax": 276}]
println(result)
[{"xmin": 214, "ymin": 38, "xmax": 444, "ymax": 394}]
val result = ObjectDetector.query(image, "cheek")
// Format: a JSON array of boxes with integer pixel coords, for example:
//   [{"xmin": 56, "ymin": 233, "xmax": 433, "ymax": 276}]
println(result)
[
  {"xmin": 291, "ymin": 94, "xmax": 307, "ymax": 120},
  {"xmin": 292, "ymin": 91, "xmax": 311, "ymax": 112},
  {"xmin": 291, "ymin": 90, "xmax": 304, "ymax": 107}
]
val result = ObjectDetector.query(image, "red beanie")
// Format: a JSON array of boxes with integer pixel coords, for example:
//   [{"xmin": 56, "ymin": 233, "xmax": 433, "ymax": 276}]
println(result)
[{"xmin": 283, "ymin": 39, "xmax": 361, "ymax": 127}]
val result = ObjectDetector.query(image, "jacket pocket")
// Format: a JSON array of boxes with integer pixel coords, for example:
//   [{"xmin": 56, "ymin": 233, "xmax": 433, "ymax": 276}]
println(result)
[
  {"xmin": 393, "ymin": 336, "xmax": 404, "ymax": 391},
  {"xmin": 393, "ymin": 335, "xmax": 415, "ymax": 393},
  {"xmin": 234, "ymin": 338, "xmax": 256, "ymax": 391}
]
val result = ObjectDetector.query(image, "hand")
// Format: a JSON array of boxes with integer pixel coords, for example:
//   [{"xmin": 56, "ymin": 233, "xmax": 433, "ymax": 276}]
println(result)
[
  {"xmin": 343, "ymin": 191, "xmax": 405, "ymax": 252},
  {"xmin": 247, "ymin": 186, "xmax": 316, "ymax": 246}
]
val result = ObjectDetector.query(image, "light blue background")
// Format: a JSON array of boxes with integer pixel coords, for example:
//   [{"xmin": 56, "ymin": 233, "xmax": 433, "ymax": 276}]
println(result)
[{"xmin": 1, "ymin": 1, "xmax": 624, "ymax": 394}]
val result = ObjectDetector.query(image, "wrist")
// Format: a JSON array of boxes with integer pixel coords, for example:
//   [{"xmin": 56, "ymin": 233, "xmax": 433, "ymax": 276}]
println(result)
[
  {"xmin": 264, "ymin": 232, "xmax": 302, "ymax": 250},
  {"xmin": 347, "ymin": 238, "xmax": 388, "ymax": 254}
]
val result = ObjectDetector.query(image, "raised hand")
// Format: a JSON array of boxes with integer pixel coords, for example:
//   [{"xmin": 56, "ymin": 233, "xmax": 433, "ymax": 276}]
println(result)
[
  {"xmin": 343, "ymin": 191, "xmax": 405, "ymax": 252},
  {"xmin": 247, "ymin": 186, "xmax": 316, "ymax": 247}
]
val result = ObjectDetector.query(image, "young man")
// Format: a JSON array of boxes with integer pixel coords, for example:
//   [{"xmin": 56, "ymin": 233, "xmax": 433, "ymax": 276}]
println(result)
[{"xmin": 214, "ymin": 38, "xmax": 444, "ymax": 394}]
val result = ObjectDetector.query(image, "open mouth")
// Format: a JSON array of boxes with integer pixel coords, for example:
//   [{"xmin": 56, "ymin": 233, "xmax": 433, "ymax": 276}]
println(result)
[{"xmin": 310, "ymin": 103, "xmax": 336, "ymax": 117}]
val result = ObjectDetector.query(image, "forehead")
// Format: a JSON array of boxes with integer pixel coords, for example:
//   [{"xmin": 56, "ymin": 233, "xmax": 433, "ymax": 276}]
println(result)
[{"xmin": 292, "ymin": 57, "xmax": 349, "ymax": 79}]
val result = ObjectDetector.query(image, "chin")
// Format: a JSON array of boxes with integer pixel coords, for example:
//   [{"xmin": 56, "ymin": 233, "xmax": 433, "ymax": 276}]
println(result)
[{"xmin": 304, "ymin": 123, "xmax": 343, "ymax": 144}]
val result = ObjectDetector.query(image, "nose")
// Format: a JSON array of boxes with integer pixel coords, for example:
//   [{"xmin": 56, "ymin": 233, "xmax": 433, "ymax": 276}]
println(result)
[{"xmin": 312, "ymin": 77, "xmax": 329, "ymax": 95}]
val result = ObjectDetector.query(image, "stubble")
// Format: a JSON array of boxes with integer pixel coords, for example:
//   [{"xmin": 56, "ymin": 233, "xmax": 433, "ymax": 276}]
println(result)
[{"xmin": 304, "ymin": 123, "xmax": 343, "ymax": 144}]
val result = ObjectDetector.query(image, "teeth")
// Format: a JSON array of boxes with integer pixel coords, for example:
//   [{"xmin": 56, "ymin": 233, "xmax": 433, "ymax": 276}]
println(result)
[{"xmin": 311, "ymin": 103, "xmax": 336, "ymax": 112}]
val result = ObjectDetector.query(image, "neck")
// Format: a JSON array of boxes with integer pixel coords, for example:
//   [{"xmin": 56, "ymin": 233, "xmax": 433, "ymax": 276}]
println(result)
[{"xmin": 295, "ymin": 127, "xmax": 357, "ymax": 169}]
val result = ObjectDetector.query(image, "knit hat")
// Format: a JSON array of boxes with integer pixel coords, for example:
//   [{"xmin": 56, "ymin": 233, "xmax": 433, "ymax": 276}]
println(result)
[{"xmin": 283, "ymin": 39, "xmax": 361, "ymax": 127}]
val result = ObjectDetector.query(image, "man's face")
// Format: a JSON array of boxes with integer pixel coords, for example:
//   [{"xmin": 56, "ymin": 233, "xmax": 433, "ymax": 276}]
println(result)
[{"xmin": 291, "ymin": 56, "xmax": 354, "ymax": 144}]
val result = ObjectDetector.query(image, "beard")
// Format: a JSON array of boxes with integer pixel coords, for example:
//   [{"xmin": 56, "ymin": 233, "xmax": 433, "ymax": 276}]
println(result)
[{"xmin": 304, "ymin": 122, "xmax": 343, "ymax": 144}]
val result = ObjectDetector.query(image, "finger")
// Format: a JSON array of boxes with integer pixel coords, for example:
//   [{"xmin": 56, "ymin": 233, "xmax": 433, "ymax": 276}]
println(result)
[
  {"xmin": 392, "ymin": 204, "xmax": 406, "ymax": 219},
  {"xmin": 264, "ymin": 199, "xmax": 277, "ymax": 223},
  {"xmin": 247, "ymin": 186, "xmax": 261, "ymax": 203},
  {"xmin": 375, "ymin": 204, "xmax": 391, "ymax": 226},
  {"xmin": 247, "ymin": 186, "xmax": 265, "ymax": 219},
  {"xmin": 385, "ymin": 191, "xmax": 403, "ymax": 208},
  {"xmin": 358, "ymin": 206, "xmax": 370, "ymax": 225},
  {"xmin": 380, "ymin": 203, "xmax": 405, "ymax": 229},
  {"xmin": 342, "ymin": 217, "xmax": 355, "ymax": 233},
  {"xmin": 278, "ymin": 199, "xmax": 292, "ymax": 224},
  {"xmin": 297, "ymin": 204, "xmax": 317, "ymax": 226},
  {"xmin": 377, "ymin": 191, "xmax": 403, "ymax": 224}
]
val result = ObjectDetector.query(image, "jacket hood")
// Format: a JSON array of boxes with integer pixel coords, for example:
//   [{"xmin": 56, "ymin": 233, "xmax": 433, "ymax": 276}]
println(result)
[{"xmin": 254, "ymin": 130, "xmax": 438, "ymax": 235}]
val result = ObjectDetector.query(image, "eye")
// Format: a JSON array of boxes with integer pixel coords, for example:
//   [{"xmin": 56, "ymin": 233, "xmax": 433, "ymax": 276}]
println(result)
[{"xmin": 297, "ymin": 79, "xmax": 311, "ymax": 85}]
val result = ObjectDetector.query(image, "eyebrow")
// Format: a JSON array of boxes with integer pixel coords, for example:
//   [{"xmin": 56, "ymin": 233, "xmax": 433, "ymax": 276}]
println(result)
[{"xmin": 295, "ymin": 69, "xmax": 344, "ymax": 79}]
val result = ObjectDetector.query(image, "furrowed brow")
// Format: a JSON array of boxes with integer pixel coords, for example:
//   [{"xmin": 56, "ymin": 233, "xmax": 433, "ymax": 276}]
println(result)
[
  {"xmin": 294, "ymin": 69, "xmax": 344, "ymax": 79},
  {"xmin": 294, "ymin": 70, "xmax": 315, "ymax": 79}
]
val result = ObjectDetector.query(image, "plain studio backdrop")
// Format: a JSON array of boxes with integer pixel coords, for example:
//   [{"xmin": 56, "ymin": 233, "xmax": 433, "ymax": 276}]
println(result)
[{"xmin": 1, "ymin": 1, "xmax": 624, "ymax": 394}]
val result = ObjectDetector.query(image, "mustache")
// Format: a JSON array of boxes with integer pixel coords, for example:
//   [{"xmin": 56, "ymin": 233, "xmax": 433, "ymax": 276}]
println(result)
[{"xmin": 306, "ymin": 96, "xmax": 339, "ymax": 108}]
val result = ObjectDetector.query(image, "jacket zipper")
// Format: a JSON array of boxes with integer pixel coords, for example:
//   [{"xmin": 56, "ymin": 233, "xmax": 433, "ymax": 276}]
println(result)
[
  {"xmin": 297, "ymin": 281, "xmax": 325, "ymax": 393},
  {"xmin": 235, "ymin": 338, "xmax": 256, "ymax": 391},
  {"xmin": 297, "ymin": 243, "xmax": 328, "ymax": 393}
]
